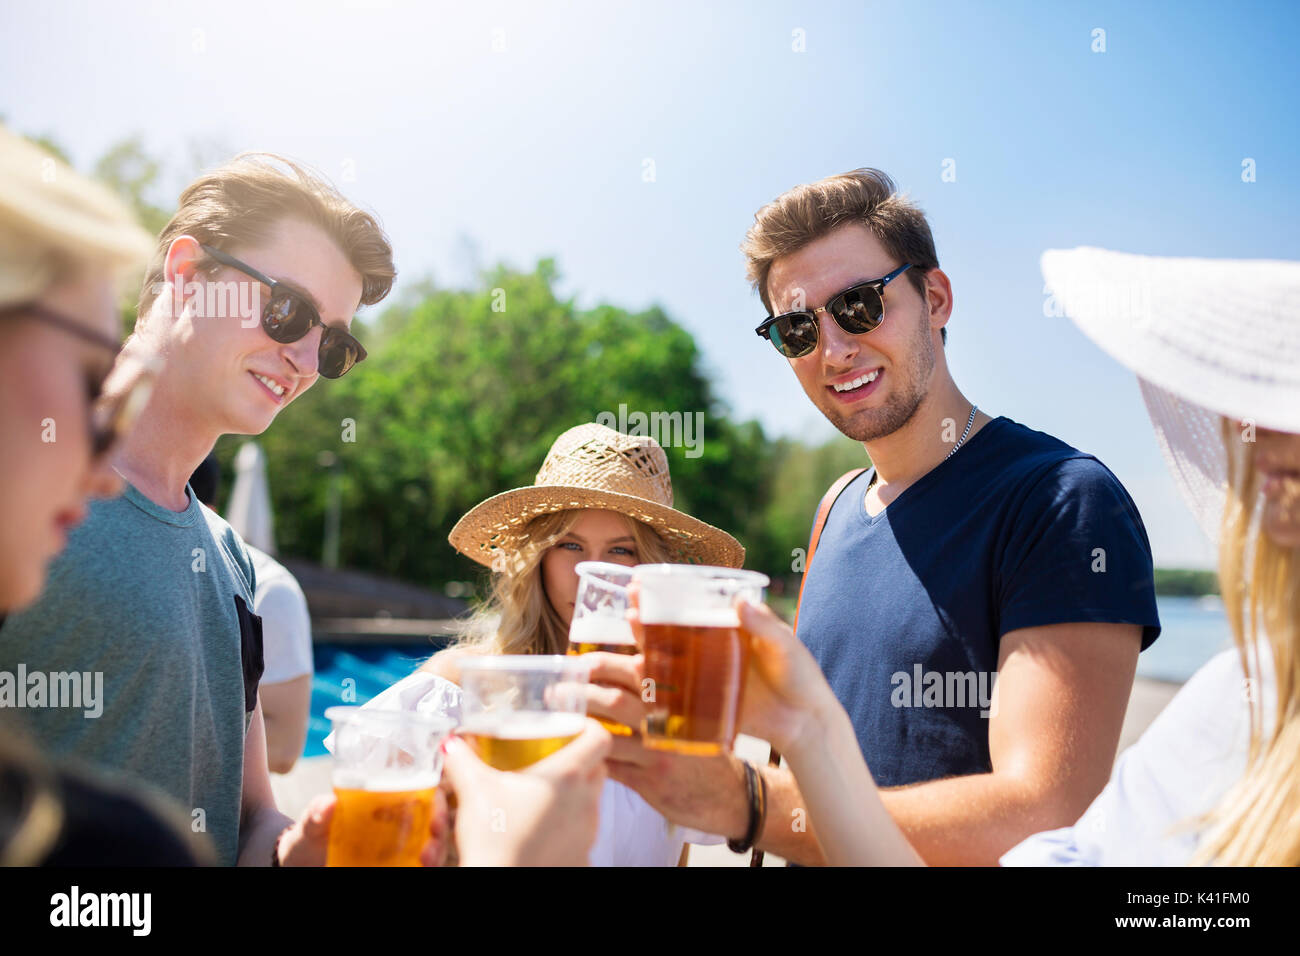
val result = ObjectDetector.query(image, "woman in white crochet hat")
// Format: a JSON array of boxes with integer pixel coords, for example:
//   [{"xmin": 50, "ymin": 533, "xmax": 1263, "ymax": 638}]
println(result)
[
  {"xmin": 1000, "ymin": 247, "xmax": 1300, "ymax": 866},
  {"xmin": 717, "ymin": 246, "xmax": 1299, "ymax": 866},
  {"xmin": 352, "ymin": 421, "xmax": 745, "ymax": 866}
]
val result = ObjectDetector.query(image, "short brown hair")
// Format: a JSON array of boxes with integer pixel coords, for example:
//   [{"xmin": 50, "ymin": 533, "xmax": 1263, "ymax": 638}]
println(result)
[
  {"xmin": 741, "ymin": 168, "xmax": 944, "ymax": 342},
  {"xmin": 136, "ymin": 152, "xmax": 395, "ymax": 322}
]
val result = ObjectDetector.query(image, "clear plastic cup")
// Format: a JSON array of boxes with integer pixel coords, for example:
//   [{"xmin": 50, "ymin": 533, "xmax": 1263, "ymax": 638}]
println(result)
[
  {"xmin": 633, "ymin": 564, "xmax": 769, "ymax": 756},
  {"xmin": 457, "ymin": 656, "xmax": 591, "ymax": 771},
  {"xmin": 324, "ymin": 706, "xmax": 455, "ymax": 866}
]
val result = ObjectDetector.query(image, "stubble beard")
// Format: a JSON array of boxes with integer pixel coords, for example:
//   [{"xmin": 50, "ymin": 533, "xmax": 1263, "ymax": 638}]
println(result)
[{"xmin": 819, "ymin": 311, "xmax": 937, "ymax": 444}]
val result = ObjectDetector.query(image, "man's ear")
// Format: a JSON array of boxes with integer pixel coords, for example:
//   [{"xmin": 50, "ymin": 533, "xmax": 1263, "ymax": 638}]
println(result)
[
  {"xmin": 157, "ymin": 235, "xmax": 206, "ymax": 319},
  {"xmin": 923, "ymin": 267, "xmax": 954, "ymax": 332}
]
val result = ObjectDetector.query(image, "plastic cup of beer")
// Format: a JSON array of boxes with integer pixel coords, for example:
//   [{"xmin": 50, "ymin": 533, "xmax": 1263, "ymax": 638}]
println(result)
[
  {"xmin": 458, "ymin": 656, "xmax": 590, "ymax": 771},
  {"xmin": 567, "ymin": 562, "xmax": 639, "ymax": 736},
  {"xmin": 633, "ymin": 564, "xmax": 770, "ymax": 756},
  {"xmin": 324, "ymin": 706, "xmax": 455, "ymax": 867}
]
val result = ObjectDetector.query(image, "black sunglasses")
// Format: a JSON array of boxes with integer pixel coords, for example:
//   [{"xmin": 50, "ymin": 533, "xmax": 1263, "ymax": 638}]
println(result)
[
  {"xmin": 2, "ymin": 303, "xmax": 157, "ymax": 459},
  {"xmin": 755, "ymin": 264, "xmax": 913, "ymax": 358},
  {"xmin": 200, "ymin": 244, "xmax": 367, "ymax": 379}
]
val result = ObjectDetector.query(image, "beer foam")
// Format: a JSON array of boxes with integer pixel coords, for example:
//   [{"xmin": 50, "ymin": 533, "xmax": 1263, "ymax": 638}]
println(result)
[
  {"xmin": 568, "ymin": 615, "xmax": 637, "ymax": 646},
  {"xmin": 636, "ymin": 571, "xmax": 759, "ymax": 626},
  {"xmin": 638, "ymin": 593, "xmax": 740, "ymax": 628},
  {"xmin": 333, "ymin": 769, "xmax": 439, "ymax": 792},
  {"xmin": 462, "ymin": 711, "xmax": 588, "ymax": 739}
]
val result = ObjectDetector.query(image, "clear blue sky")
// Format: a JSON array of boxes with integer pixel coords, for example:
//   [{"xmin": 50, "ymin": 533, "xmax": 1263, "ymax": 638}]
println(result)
[{"xmin": 4, "ymin": 0, "xmax": 1297, "ymax": 568}]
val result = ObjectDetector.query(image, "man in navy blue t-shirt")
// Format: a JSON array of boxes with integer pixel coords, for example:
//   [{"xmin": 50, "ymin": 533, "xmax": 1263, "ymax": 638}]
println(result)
[{"xmin": 607, "ymin": 168, "xmax": 1160, "ymax": 866}]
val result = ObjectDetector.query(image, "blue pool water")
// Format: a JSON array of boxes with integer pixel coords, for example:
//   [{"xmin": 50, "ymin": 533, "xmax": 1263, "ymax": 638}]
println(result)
[
  {"xmin": 303, "ymin": 596, "xmax": 1232, "ymax": 759},
  {"xmin": 305, "ymin": 642, "xmax": 448, "ymax": 757}
]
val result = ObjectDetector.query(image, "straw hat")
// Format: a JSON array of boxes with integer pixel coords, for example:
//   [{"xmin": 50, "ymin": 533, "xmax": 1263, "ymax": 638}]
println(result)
[
  {"xmin": 448, "ymin": 422, "xmax": 745, "ymax": 569},
  {"xmin": 1041, "ymin": 246, "xmax": 1300, "ymax": 540}
]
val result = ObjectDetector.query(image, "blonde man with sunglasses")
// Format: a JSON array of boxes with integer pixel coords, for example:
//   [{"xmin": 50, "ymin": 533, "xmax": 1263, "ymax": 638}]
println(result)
[{"xmin": 0, "ymin": 152, "xmax": 394, "ymax": 866}]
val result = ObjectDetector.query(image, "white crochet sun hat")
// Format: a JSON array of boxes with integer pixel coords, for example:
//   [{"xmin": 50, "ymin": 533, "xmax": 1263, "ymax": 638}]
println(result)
[{"xmin": 1041, "ymin": 246, "xmax": 1300, "ymax": 541}]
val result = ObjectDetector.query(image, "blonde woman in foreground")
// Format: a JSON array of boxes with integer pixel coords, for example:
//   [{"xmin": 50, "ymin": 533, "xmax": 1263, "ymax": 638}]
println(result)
[
  {"xmin": 720, "ymin": 248, "xmax": 1298, "ymax": 866},
  {"xmin": 0, "ymin": 126, "xmax": 211, "ymax": 864}
]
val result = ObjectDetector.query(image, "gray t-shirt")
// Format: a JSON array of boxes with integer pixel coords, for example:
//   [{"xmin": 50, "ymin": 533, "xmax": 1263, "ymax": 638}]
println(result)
[{"xmin": 0, "ymin": 481, "xmax": 257, "ymax": 865}]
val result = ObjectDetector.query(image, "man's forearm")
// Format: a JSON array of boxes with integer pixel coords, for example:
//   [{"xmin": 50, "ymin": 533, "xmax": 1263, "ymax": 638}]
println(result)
[
  {"xmin": 878, "ymin": 773, "xmax": 1078, "ymax": 866},
  {"xmin": 237, "ymin": 806, "xmax": 294, "ymax": 866},
  {"xmin": 260, "ymin": 676, "xmax": 313, "ymax": 774},
  {"xmin": 262, "ymin": 710, "xmax": 308, "ymax": 774}
]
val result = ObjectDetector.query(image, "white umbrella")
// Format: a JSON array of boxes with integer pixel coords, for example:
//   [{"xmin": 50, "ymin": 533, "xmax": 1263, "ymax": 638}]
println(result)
[{"xmin": 227, "ymin": 441, "xmax": 276, "ymax": 554}]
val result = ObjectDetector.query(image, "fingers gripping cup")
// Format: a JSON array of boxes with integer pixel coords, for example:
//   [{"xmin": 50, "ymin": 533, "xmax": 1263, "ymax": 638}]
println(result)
[
  {"xmin": 324, "ymin": 707, "xmax": 455, "ymax": 867},
  {"xmin": 634, "ymin": 565, "xmax": 769, "ymax": 756},
  {"xmin": 458, "ymin": 656, "xmax": 590, "ymax": 771}
]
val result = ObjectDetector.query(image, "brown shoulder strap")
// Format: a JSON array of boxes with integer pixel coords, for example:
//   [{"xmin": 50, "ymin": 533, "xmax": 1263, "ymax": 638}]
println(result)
[
  {"xmin": 792, "ymin": 466, "xmax": 869, "ymax": 633},
  {"xmin": 751, "ymin": 465, "xmax": 867, "ymax": 867}
]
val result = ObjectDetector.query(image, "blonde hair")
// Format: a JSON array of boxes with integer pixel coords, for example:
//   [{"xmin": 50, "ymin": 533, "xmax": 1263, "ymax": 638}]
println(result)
[
  {"xmin": 449, "ymin": 509, "xmax": 674, "ymax": 659},
  {"xmin": 0, "ymin": 730, "xmax": 63, "ymax": 866},
  {"xmin": 741, "ymin": 168, "xmax": 939, "ymax": 328},
  {"xmin": 1192, "ymin": 420, "xmax": 1300, "ymax": 865},
  {"xmin": 0, "ymin": 129, "xmax": 141, "ymax": 867},
  {"xmin": 136, "ymin": 152, "xmax": 395, "ymax": 322},
  {"xmin": 0, "ymin": 125, "xmax": 152, "ymax": 308}
]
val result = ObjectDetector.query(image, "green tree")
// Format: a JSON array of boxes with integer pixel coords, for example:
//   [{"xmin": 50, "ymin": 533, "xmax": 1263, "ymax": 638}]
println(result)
[
  {"xmin": 237, "ymin": 260, "xmax": 778, "ymax": 593},
  {"xmin": 92, "ymin": 135, "xmax": 171, "ymax": 236},
  {"xmin": 759, "ymin": 433, "xmax": 871, "ymax": 594}
]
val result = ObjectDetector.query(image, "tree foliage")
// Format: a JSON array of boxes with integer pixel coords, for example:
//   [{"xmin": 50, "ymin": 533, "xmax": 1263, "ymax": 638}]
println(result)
[
  {"xmin": 228, "ymin": 260, "xmax": 803, "ymax": 592},
  {"xmin": 28, "ymin": 130, "xmax": 873, "ymax": 596}
]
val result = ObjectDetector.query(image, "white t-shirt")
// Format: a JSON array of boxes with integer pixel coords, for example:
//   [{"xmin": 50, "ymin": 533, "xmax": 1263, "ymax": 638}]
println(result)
[
  {"xmin": 1000, "ymin": 647, "xmax": 1275, "ymax": 866},
  {"xmin": 247, "ymin": 546, "xmax": 314, "ymax": 685},
  {"xmin": 341, "ymin": 668, "xmax": 725, "ymax": 866}
]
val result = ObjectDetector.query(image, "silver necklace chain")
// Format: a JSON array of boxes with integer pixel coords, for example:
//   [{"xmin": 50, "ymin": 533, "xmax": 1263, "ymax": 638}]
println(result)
[
  {"xmin": 867, "ymin": 404, "xmax": 979, "ymax": 491},
  {"xmin": 945, "ymin": 404, "xmax": 978, "ymax": 461}
]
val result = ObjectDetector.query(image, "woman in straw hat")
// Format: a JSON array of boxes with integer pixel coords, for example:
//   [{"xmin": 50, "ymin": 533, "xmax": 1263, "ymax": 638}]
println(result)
[
  {"xmin": 0, "ymin": 125, "xmax": 212, "ymax": 864},
  {"xmin": 719, "ymin": 246, "xmax": 1299, "ymax": 866},
  {"xmin": 353, "ymin": 421, "xmax": 745, "ymax": 865},
  {"xmin": 440, "ymin": 420, "xmax": 743, "ymax": 661}
]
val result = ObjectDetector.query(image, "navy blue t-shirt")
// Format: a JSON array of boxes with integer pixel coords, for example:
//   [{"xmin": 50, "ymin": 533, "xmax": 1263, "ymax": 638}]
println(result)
[{"xmin": 795, "ymin": 417, "xmax": 1161, "ymax": 788}]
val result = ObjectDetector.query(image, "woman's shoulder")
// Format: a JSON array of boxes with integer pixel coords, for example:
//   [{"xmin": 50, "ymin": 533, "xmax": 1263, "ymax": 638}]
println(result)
[
  {"xmin": 420, "ymin": 646, "xmax": 475, "ymax": 683},
  {"xmin": 2, "ymin": 748, "xmax": 213, "ymax": 866},
  {"xmin": 46, "ymin": 761, "xmax": 214, "ymax": 866},
  {"xmin": 1156, "ymin": 646, "xmax": 1271, "ymax": 732}
]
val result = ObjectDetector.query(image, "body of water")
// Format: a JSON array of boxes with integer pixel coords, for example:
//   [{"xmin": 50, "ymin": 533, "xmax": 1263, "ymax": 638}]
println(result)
[
  {"xmin": 302, "ymin": 596, "xmax": 1231, "ymax": 758},
  {"xmin": 1137, "ymin": 595, "xmax": 1233, "ymax": 684}
]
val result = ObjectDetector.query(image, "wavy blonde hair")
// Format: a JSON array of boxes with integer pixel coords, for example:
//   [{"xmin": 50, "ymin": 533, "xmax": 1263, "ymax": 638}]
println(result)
[
  {"xmin": 1192, "ymin": 421, "xmax": 1300, "ymax": 865},
  {"xmin": 135, "ymin": 152, "xmax": 395, "ymax": 324},
  {"xmin": 442, "ymin": 509, "xmax": 674, "ymax": 661}
]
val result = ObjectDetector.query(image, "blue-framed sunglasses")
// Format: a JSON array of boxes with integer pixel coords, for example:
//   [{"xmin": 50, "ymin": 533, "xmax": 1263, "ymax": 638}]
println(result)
[
  {"xmin": 201, "ymin": 244, "xmax": 366, "ymax": 379},
  {"xmin": 755, "ymin": 263, "xmax": 912, "ymax": 358}
]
